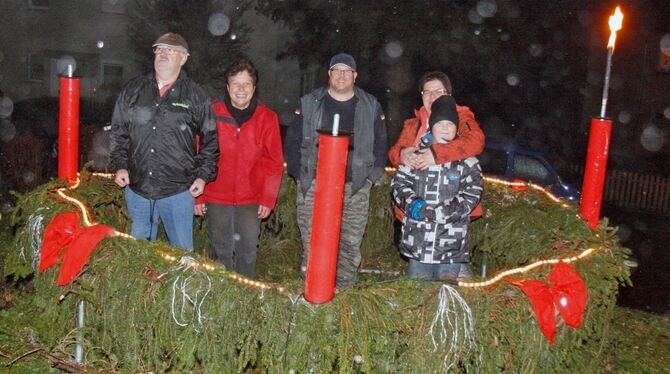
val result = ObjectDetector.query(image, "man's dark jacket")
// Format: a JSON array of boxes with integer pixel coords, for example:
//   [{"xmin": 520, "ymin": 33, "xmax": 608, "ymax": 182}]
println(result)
[
  {"xmin": 109, "ymin": 72, "xmax": 219, "ymax": 199},
  {"xmin": 285, "ymin": 86, "xmax": 387, "ymax": 195}
]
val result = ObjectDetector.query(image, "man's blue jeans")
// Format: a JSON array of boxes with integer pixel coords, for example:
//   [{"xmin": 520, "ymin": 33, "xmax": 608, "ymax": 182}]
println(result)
[
  {"xmin": 407, "ymin": 259, "xmax": 473, "ymax": 282},
  {"xmin": 124, "ymin": 187, "xmax": 195, "ymax": 251}
]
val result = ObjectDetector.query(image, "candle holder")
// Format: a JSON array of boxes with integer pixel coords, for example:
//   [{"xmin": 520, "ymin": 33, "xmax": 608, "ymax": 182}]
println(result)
[{"xmin": 304, "ymin": 128, "xmax": 352, "ymax": 304}]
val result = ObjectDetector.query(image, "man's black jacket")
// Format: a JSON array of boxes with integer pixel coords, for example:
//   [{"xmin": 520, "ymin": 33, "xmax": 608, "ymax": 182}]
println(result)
[{"xmin": 109, "ymin": 72, "xmax": 219, "ymax": 199}]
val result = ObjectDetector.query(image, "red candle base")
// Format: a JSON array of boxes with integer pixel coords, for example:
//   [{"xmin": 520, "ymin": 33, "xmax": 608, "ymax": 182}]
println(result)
[{"xmin": 579, "ymin": 117, "xmax": 612, "ymax": 229}]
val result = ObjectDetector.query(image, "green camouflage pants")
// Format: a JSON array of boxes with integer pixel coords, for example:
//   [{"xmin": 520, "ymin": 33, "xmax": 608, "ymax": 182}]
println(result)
[{"xmin": 297, "ymin": 180, "xmax": 372, "ymax": 288}]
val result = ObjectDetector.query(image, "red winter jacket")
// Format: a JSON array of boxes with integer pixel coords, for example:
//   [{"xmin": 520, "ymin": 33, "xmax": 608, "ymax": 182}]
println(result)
[
  {"xmin": 199, "ymin": 99, "xmax": 284, "ymax": 208},
  {"xmin": 388, "ymin": 105, "xmax": 485, "ymax": 167}
]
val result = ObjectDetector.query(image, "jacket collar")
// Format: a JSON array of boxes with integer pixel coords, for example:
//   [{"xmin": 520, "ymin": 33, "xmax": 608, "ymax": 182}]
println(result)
[
  {"xmin": 148, "ymin": 70, "xmax": 187, "ymax": 85},
  {"xmin": 415, "ymin": 106, "xmax": 429, "ymax": 130}
]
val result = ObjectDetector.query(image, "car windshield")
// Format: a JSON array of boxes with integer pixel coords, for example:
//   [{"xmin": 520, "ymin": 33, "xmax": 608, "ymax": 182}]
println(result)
[{"xmin": 513, "ymin": 155, "xmax": 555, "ymax": 186}]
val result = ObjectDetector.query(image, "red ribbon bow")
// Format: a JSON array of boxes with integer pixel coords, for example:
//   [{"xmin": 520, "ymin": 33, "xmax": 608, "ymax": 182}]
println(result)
[
  {"xmin": 508, "ymin": 261, "xmax": 588, "ymax": 343},
  {"xmin": 39, "ymin": 211, "xmax": 114, "ymax": 286}
]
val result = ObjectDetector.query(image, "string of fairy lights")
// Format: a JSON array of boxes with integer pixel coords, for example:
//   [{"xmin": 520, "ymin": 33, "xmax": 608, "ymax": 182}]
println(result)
[
  {"xmin": 56, "ymin": 173, "xmax": 289, "ymax": 294},
  {"xmin": 53, "ymin": 178, "xmax": 132, "ymax": 239},
  {"xmin": 46, "ymin": 171, "xmax": 599, "ymax": 294},
  {"xmin": 457, "ymin": 248, "xmax": 598, "ymax": 288},
  {"xmin": 383, "ymin": 166, "xmax": 571, "ymax": 208}
]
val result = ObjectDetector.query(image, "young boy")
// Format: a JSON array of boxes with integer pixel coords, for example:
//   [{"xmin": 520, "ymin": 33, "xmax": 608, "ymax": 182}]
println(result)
[{"xmin": 392, "ymin": 95, "xmax": 483, "ymax": 282}]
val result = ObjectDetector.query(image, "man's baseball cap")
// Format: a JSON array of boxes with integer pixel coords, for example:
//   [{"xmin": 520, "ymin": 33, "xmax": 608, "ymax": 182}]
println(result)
[
  {"xmin": 329, "ymin": 53, "xmax": 356, "ymax": 70},
  {"xmin": 152, "ymin": 32, "xmax": 189, "ymax": 55}
]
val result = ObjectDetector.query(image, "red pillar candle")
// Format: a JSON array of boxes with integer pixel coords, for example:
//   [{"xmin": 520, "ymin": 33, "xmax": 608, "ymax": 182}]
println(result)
[
  {"xmin": 304, "ymin": 130, "xmax": 350, "ymax": 303},
  {"xmin": 579, "ymin": 117, "xmax": 612, "ymax": 229},
  {"xmin": 58, "ymin": 76, "xmax": 80, "ymax": 182}
]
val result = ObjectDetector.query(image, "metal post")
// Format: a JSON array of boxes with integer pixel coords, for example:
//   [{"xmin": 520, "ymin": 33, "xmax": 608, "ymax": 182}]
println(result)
[{"xmin": 75, "ymin": 300, "xmax": 84, "ymax": 363}]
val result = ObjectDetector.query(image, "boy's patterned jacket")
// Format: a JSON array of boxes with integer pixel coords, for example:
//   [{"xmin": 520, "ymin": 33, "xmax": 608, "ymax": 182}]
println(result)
[{"xmin": 392, "ymin": 157, "xmax": 483, "ymax": 264}]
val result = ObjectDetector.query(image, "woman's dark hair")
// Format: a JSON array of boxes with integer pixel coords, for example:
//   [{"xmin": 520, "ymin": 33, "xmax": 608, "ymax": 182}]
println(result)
[
  {"xmin": 225, "ymin": 57, "xmax": 258, "ymax": 85},
  {"xmin": 419, "ymin": 71, "xmax": 453, "ymax": 95}
]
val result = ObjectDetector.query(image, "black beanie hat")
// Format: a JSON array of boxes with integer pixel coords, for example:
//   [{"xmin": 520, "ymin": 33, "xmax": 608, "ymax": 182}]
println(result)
[{"xmin": 429, "ymin": 95, "xmax": 459, "ymax": 131}]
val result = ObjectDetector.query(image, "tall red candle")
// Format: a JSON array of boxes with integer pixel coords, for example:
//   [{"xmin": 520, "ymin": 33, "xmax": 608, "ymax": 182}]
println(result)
[
  {"xmin": 304, "ymin": 130, "xmax": 350, "ymax": 304},
  {"xmin": 58, "ymin": 76, "xmax": 80, "ymax": 182},
  {"xmin": 579, "ymin": 117, "xmax": 612, "ymax": 229}
]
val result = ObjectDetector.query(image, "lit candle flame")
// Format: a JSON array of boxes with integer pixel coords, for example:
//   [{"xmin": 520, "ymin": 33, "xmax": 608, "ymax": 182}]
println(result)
[{"xmin": 607, "ymin": 6, "xmax": 623, "ymax": 49}]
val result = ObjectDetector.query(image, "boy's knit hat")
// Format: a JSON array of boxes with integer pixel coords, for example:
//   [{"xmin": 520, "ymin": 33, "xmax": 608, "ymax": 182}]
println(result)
[{"xmin": 428, "ymin": 95, "xmax": 459, "ymax": 131}]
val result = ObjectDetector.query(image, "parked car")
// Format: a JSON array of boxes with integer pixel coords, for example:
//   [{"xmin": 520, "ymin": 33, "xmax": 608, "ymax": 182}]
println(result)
[{"xmin": 478, "ymin": 140, "xmax": 581, "ymax": 202}]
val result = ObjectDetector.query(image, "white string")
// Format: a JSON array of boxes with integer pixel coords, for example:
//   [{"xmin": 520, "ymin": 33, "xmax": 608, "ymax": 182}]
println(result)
[
  {"xmin": 171, "ymin": 275, "xmax": 188, "ymax": 327},
  {"xmin": 169, "ymin": 256, "xmax": 212, "ymax": 329},
  {"xmin": 177, "ymin": 256, "xmax": 198, "ymax": 270},
  {"xmin": 196, "ymin": 275, "xmax": 212, "ymax": 326},
  {"xmin": 428, "ymin": 284, "xmax": 480, "ymax": 372},
  {"xmin": 24, "ymin": 212, "xmax": 45, "ymax": 271},
  {"xmin": 288, "ymin": 294, "xmax": 300, "ymax": 305}
]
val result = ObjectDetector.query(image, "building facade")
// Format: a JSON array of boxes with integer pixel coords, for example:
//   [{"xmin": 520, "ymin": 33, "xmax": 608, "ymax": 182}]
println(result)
[{"xmin": 0, "ymin": 0, "xmax": 140, "ymax": 104}]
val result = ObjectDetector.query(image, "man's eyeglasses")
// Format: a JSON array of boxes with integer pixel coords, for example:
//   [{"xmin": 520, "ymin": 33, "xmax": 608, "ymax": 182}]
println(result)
[
  {"xmin": 421, "ymin": 88, "xmax": 449, "ymax": 97},
  {"xmin": 153, "ymin": 46, "xmax": 182, "ymax": 56},
  {"xmin": 330, "ymin": 68, "xmax": 355, "ymax": 76}
]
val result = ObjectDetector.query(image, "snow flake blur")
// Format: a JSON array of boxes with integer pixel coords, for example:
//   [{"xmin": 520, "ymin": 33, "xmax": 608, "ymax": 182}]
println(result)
[
  {"xmin": 208, "ymin": 12, "xmax": 230, "ymax": 36},
  {"xmin": 384, "ymin": 41, "xmax": 403, "ymax": 59},
  {"xmin": 640, "ymin": 125, "xmax": 664, "ymax": 152},
  {"xmin": 0, "ymin": 96, "xmax": 13, "ymax": 119},
  {"xmin": 476, "ymin": 0, "xmax": 498, "ymax": 18}
]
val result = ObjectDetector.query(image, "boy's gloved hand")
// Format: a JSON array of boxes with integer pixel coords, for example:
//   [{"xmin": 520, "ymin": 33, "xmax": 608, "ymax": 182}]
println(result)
[
  {"xmin": 421, "ymin": 205, "xmax": 436, "ymax": 221},
  {"xmin": 408, "ymin": 198, "xmax": 426, "ymax": 220},
  {"xmin": 418, "ymin": 133, "xmax": 434, "ymax": 149},
  {"xmin": 408, "ymin": 199, "xmax": 435, "ymax": 221}
]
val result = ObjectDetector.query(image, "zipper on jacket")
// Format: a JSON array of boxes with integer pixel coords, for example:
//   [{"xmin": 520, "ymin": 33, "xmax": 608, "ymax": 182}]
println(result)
[
  {"xmin": 233, "ymin": 124, "xmax": 240, "ymax": 202},
  {"xmin": 429, "ymin": 167, "xmax": 441, "ymax": 256}
]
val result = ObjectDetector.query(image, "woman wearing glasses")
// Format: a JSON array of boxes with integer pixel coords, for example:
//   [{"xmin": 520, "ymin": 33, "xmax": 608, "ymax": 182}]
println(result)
[{"xmin": 388, "ymin": 71, "xmax": 485, "ymax": 171}]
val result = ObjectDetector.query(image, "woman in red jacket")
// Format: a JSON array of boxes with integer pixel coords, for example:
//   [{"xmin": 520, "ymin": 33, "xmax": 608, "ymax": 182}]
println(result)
[
  {"xmin": 388, "ymin": 71, "xmax": 484, "ymax": 169},
  {"xmin": 195, "ymin": 58, "xmax": 284, "ymax": 278},
  {"xmin": 388, "ymin": 71, "xmax": 485, "ymax": 220}
]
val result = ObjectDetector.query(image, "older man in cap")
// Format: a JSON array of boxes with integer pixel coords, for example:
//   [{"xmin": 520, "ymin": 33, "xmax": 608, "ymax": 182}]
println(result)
[
  {"xmin": 285, "ymin": 53, "xmax": 388, "ymax": 288},
  {"xmin": 109, "ymin": 32, "xmax": 219, "ymax": 250}
]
